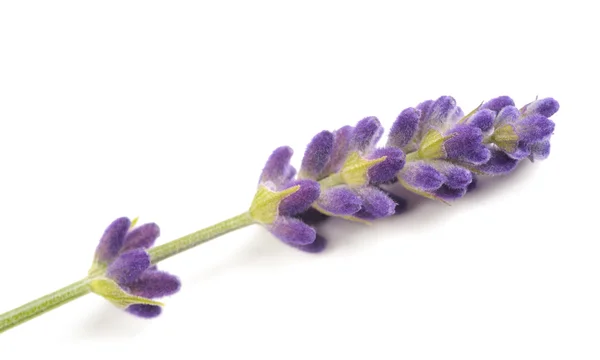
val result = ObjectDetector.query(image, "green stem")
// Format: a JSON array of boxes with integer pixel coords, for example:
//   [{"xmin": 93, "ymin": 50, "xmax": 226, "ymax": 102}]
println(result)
[
  {"xmin": 0, "ymin": 212, "xmax": 255, "ymax": 334},
  {"xmin": 149, "ymin": 212, "xmax": 254, "ymax": 263},
  {"xmin": 0, "ymin": 278, "xmax": 91, "ymax": 334}
]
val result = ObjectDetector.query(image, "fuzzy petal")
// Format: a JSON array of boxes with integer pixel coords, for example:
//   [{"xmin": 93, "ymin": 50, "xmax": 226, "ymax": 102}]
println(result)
[
  {"xmin": 521, "ymin": 98, "xmax": 560, "ymax": 117},
  {"xmin": 356, "ymin": 187, "xmax": 396, "ymax": 219},
  {"xmin": 317, "ymin": 186, "xmax": 362, "ymax": 215},
  {"xmin": 278, "ymin": 179, "xmax": 321, "ymax": 217},
  {"xmin": 260, "ymin": 146, "xmax": 296, "ymax": 186},
  {"xmin": 269, "ymin": 216, "xmax": 316, "ymax": 246},
  {"xmin": 477, "ymin": 149, "xmax": 519, "ymax": 175},
  {"xmin": 126, "ymin": 304, "xmax": 162, "ymax": 318},
  {"xmin": 444, "ymin": 124, "xmax": 491, "ymax": 164},
  {"xmin": 496, "ymin": 106, "xmax": 520, "ymax": 125},
  {"xmin": 468, "ymin": 109, "xmax": 495, "ymax": 132},
  {"xmin": 529, "ymin": 140, "xmax": 551, "ymax": 161},
  {"xmin": 426, "ymin": 96, "xmax": 458, "ymax": 128},
  {"xmin": 388, "ymin": 107, "xmax": 421, "ymax": 148},
  {"xmin": 121, "ymin": 223, "xmax": 160, "ymax": 253},
  {"xmin": 128, "ymin": 270, "xmax": 181, "ymax": 299},
  {"xmin": 324, "ymin": 125, "xmax": 353, "ymax": 174},
  {"xmin": 94, "ymin": 217, "xmax": 131, "ymax": 264},
  {"xmin": 300, "ymin": 130, "xmax": 334, "ymax": 179},
  {"xmin": 434, "ymin": 185, "xmax": 467, "ymax": 200},
  {"xmin": 106, "ymin": 249, "xmax": 151, "ymax": 285},
  {"xmin": 516, "ymin": 115, "xmax": 555, "ymax": 143},
  {"xmin": 367, "ymin": 147, "xmax": 406, "ymax": 184},
  {"xmin": 293, "ymin": 234, "xmax": 327, "ymax": 253},
  {"xmin": 482, "ymin": 96, "xmax": 515, "ymax": 112},
  {"xmin": 350, "ymin": 117, "xmax": 383, "ymax": 152},
  {"xmin": 400, "ymin": 161, "xmax": 445, "ymax": 191},
  {"xmin": 437, "ymin": 163, "xmax": 473, "ymax": 189}
]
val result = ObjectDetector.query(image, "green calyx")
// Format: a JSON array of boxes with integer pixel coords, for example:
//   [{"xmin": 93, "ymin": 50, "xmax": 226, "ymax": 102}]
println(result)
[
  {"xmin": 249, "ymin": 184, "xmax": 300, "ymax": 224},
  {"xmin": 491, "ymin": 124, "xmax": 519, "ymax": 152},
  {"xmin": 417, "ymin": 129, "xmax": 448, "ymax": 160},
  {"xmin": 88, "ymin": 277, "xmax": 163, "ymax": 309},
  {"xmin": 339, "ymin": 151, "xmax": 386, "ymax": 187}
]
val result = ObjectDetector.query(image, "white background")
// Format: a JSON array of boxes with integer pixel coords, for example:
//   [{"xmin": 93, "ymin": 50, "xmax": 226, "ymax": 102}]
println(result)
[{"xmin": 0, "ymin": 1, "xmax": 598, "ymax": 358}]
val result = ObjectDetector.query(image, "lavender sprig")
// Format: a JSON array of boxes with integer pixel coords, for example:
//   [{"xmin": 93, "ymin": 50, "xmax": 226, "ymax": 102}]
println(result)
[{"xmin": 0, "ymin": 95, "xmax": 558, "ymax": 333}]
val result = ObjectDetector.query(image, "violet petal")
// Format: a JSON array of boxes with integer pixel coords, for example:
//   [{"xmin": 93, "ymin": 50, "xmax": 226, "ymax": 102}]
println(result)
[
  {"xmin": 128, "ymin": 270, "xmax": 181, "ymax": 299},
  {"xmin": 269, "ymin": 216, "xmax": 316, "ymax": 246},
  {"xmin": 444, "ymin": 124, "xmax": 491, "ymax": 164},
  {"xmin": 516, "ymin": 115, "xmax": 555, "ymax": 143},
  {"xmin": 106, "ymin": 249, "xmax": 151, "ymax": 285},
  {"xmin": 356, "ymin": 187, "xmax": 396, "ymax": 219},
  {"xmin": 468, "ymin": 109, "xmax": 495, "ymax": 133},
  {"xmin": 317, "ymin": 186, "xmax": 362, "ymax": 216},
  {"xmin": 400, "ymin": 161, "xmax": 445, "ymax": 191},
  {"xmin": 292, "ymin": 234, "xmax": 327, "ymax": 253},
  {"xmin": 477, "ymin": 149, "xmax": 519, "ymax": 175},
  {"xmin": 126, "ymin": 304, "xmax": 162, "ymax": 318},
  {"xmin": 434, "ymin": 185, "xmax": 467, "ymax": 200},
  {"xmin": 121, "ymin": 223, "xmax": 160, "ymax": 253},
  {"xmin": 324, "ymin": 125, "xmax": 354, "ymax": 174},
  {"xmin": 367, "ymin": 147, "xmax": 406, "ymax": 184},
  {"xmin": 350, "ymin": 116, "xmax": 383, "ymax": 152},
  {"xmin": 482, "ymin": 96, "xmax": 515, "ymax": 112},
  {"xmin": 260, "ymin": 146, "xmax": 295, "ymax": 186},
  {"xmin": 300, "ymin": 130, "xmax": 334, "ymax": 179},
  {"xmin": 522, "ymin": 98, "xmax": 560, "ymax": 117},
  {"xmin": 387, "ymin": 107, "xmax": 421, "ymax": 148},
  {"xmin": 94, "ymin": 217, "xmax": 131, "ymax": 264},
  {"xmin": 279, "ymin": 179, "xmax": 321, "ymax": 217},
  {"xmin": 529, "ymin": 140, "xmax": 551, "ymax": 161}
]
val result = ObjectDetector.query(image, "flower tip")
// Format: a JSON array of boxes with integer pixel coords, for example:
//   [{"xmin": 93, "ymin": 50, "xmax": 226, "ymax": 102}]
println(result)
[
  {"xmin": 351, "ymin": 116, "xmax": 384, "ymax": 151},
  {"xmin": 260, "ymin": 146, "xmax": 295, "ymax": 185},
  {"xmin": 300, "ymin": 130, "xmax": 334, "ymax": 179},
  {"xmin": 468, "ymin": 109, "xmax": 495, "ymax": 132},
  {"xmin": 387, "ymin": 107, "xmax": 421, "ymax": 148},
  {"xmin": 316, "ymin": 186, "xmax": 362, "ymax": 216},
  {"xmin": 482, "ymin": 96, "xmax": 515, "ymax": 112},
  {"xmin": 94, "ymin": 217, "xmax": 132, "ymax": 264},
  {"xmin": 293, "ymin": 234, "xmax": 327, "ymax": 253},
  {"xmin": 522, "ymin": 97, "xmax": 560, "ymax": 118},
  {"xmin": 270, "ymin": 217, "xmax": 316, "ymax": 246},
  {"xmin": 367, "ymin": 147, "xmax": 406, "ymax": 184},
  {"xmin": 278, "ymin": 179, "xmax": 321, "ymax": 216},
  {"xmin": 106, "ymin": 249, "xmax": 151, "ymax": 285},
  {"xmin": 126, "ymin": 304, "xmax": 162, "ymax": 318}
]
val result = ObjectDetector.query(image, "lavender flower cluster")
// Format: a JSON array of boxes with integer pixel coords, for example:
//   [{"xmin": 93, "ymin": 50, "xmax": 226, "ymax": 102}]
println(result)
[
  {"xmin": 251, "ymin": 95, "xmax": 558, "ymax": 251},
  {"xmin": 90, "ymin": 218, "xmax": 180, "ymax": 318},
  {"xmin": 91, "ymin": 95, "xmax": 557, "ymax": 319}
]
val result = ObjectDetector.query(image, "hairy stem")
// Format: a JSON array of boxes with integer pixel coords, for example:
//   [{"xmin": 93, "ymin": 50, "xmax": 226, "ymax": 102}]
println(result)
[
  {"xmin": 0, "ymin": 212, "xmax": 254, "ymax": 334},
  {"xmin": 149, "ymin": 212, "xmax": 254, "ymax": 263},
  {"xmin": 0, "ymin": 279, "xmax": 90, "ymax": 334}
]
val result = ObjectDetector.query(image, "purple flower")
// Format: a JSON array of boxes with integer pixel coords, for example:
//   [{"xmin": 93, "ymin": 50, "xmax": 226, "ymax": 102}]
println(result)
[
  {"xmin": 386, "ymin": 96, "xmax": 480, "ymax": 201},
  {"xmin": 251, "ymin": 147, "xmax": 321, "ymax": 251},
  {"xmin": 91, "ymin": 218, "xmax": 181, "ymax": 318},
  {"xmin": 476, "ymin": 96, "xmax": 558, "ymax": 173},
  {"xmin": 387, "ymin": 95, "xmax": 558, "ymax": 200},
  {"xmin": 251, "ymin": 95, "xmax": 558, "ymax": 250},
  {"xmin": 297, "ymin": 116, "xmax": 405, "ymax": 223}
]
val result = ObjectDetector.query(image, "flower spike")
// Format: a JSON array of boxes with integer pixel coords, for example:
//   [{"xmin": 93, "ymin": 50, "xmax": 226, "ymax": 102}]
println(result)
[{"xmin": 0, "ymin": 93, "xmax": 559, "ymax": 334}]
